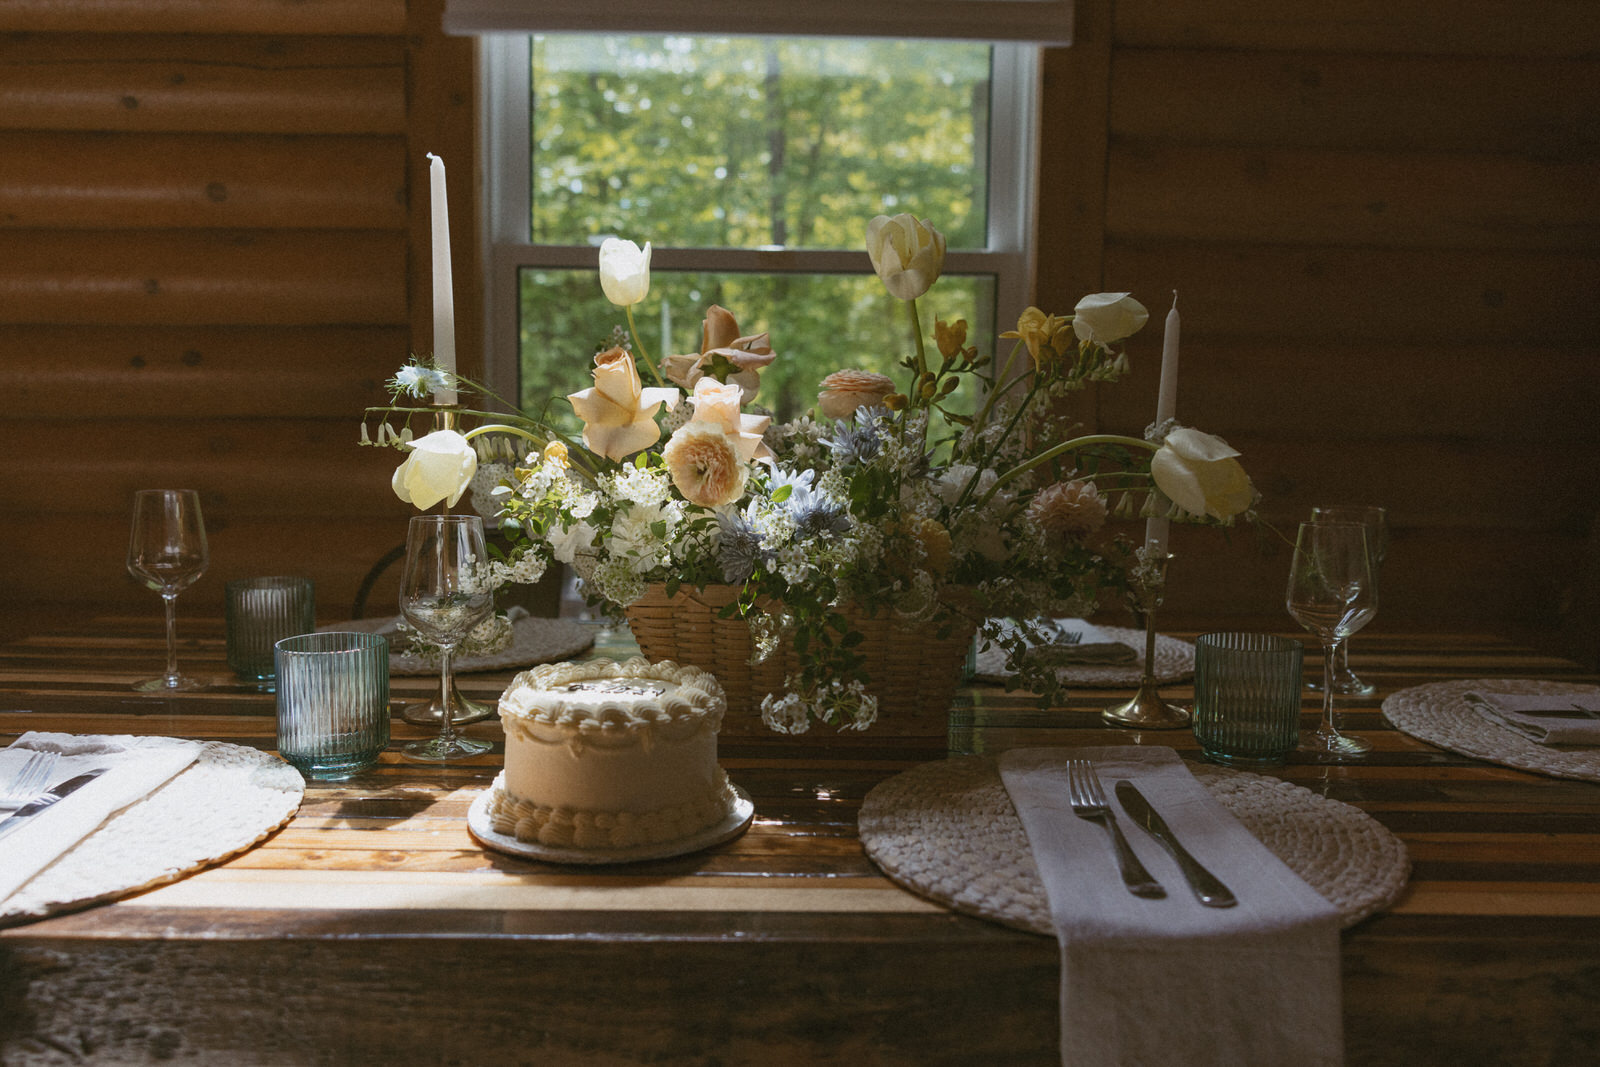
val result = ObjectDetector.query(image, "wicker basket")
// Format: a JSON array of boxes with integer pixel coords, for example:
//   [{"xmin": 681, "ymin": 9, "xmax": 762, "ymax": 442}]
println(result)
[{"xmin": 624, "ymin": 583, "xmax": 976, "ymax": 736}]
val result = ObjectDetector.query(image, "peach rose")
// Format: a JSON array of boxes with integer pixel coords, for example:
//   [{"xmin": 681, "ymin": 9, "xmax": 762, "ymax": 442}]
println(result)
[
  {"xmin": 661, "ymin": 305, "xmax": 776, "ymax": 403},
  {"xmin": 566, "ymin": 346, "xmax": 679, "ymax": 461},
  {"xmin": 663, "ymin": 421, "xmax": 749, "ymax": 507},
  {"xmin": 1026, "ymin": 480, "xmax": 1108, "ymax": 540},
  {"xmin": 817, "ymin": 369, "xmax": 895, "ymax": 420},
  {"xmin": 687, "ymin": 377, "xmax": 772, "ymax": 462}
]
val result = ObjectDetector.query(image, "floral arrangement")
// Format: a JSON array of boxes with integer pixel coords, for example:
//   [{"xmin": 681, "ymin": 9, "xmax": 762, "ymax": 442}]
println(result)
[{"xmin": 365, "ymin": 216, "xmax": 1255, "ymax": 733}]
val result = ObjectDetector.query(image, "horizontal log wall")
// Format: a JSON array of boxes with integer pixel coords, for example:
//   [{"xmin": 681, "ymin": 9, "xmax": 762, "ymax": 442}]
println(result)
[
  {"xmin": 2, "ymin": 0, "xmax": 1597, "ymax": 662},
  {"xmin": 1040, "ymin": 0, "xmax": 1600, "ymax": 660},
  {"xmin": 0, "ymin": 1, "xmax": 478, "ymax": 632}
]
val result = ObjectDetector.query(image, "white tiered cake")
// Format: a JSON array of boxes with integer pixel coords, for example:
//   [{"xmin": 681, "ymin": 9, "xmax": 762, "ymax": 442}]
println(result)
[{"xmin": 486, "ymin": 657, "xmax": 737, "ymax": 850}]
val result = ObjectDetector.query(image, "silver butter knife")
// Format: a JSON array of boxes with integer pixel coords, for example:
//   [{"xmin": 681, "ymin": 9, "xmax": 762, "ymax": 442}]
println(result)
[
  {"xmin": 0, "ymin": 768, "xmax": 110, "ymax": 844},
  {"xmin": 1115, "ymin": 780, "xmax": 1238, "ymax": 908}
]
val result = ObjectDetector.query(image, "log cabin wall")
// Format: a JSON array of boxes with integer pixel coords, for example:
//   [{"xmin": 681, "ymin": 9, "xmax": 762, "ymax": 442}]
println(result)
[
  {"xmin": 2, "ymin": 1, "xmax": 1598, "ymax": 664},
  {"xmin": 1039, "ymin": 1, "xmax": 1600, "ymax": 663},
  {"xmin": 0, "ymin": 0, "xmax": 478, "ymax": 637}
]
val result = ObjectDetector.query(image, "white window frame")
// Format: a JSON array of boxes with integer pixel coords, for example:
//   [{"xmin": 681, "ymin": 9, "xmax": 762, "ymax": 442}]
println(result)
[{"xmin": 478, "ymin": 33, "xmax": 1040, "ymax": 401}]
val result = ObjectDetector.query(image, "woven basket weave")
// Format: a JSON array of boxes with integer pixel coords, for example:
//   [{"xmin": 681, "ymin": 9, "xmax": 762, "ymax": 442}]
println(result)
[{"xmin": 624, "ymin": 583, "xmax": 976, "ymax": 736}]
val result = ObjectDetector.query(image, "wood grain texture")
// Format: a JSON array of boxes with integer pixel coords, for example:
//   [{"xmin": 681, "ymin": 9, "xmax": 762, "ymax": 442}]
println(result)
[
  {"xmin": 0, "ymin": 229, "xmax": 407, "ymax": 325},
  {"xmin": 0, "ymin": 0, "xmax": 407, "ymax": 36},
  {"xmin": 0, "ymin": 34, "xmax": 406, "ymax": 134},
  {"xmin": 0, "ymin": 622, "xmax": 1596, "ymax": 1065},
  {"xmin": 0, "ymin": 130, "xmax": 408, "ymax": 230},
  {"xmin": 1110, "ymin": 51, "xmax": 1600, "ymax": 156},
  {"xmin": 1105, "ymin": 145, "xmax": 1600, "ymax": 252},
  {"xmin": 0, "ymin": 324, "xmax": 407, "ymax": 417},
  {"xmin": 1114, "ymin": 0, "xmax": 1600, "ymax": 58}
]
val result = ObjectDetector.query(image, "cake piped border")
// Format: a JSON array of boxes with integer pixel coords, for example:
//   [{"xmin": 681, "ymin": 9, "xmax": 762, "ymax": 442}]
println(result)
[{"xmin": 499, "ymin": 656, "xmax": 727, "ymax": 753}]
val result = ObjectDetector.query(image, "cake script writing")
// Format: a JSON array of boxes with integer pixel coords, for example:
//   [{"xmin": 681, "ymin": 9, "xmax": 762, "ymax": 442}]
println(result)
[{"xmin": 562, "ymin": 681, "xmax": 668, "ymax": 697}]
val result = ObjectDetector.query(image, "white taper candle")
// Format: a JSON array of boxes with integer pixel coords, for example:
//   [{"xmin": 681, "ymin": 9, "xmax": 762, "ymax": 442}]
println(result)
[
  {"xmin": 427, "ymin": 152, "xmax": 458, "ymax": 406},
  {"xmin": 1145, "ymin": 291, "xmax": 1179, "ymax": 555}
]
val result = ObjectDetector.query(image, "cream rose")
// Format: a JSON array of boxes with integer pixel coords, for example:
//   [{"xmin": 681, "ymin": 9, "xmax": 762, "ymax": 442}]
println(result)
[
  {"xmin": 598, "ymin": 237, "xmax": 651, "ymax": 307},
  {"xmin": 1072, "ymin": 292, "xmax": 1149, "ymax": 345},
  {"xmin": 391, "ymin": 429, "xmax": 477, "ymax": 511},
  {"xmin": 817, "ymin": 369, "xmax": 895, "ymax": 420},
  {"xmin": 663, "ymin": 421, "xmax": 749, "ymax": 508},
  {"xmin": 1151, "ymin": 427, "xmax": 1255, "ymax": 520},
  {"xmin": 566, "ymin": 346, "xmax": 680, "ymax": 461},
  {"xmin": 866, "ymin": 214, "xmax": 946, "ymax": 301}
]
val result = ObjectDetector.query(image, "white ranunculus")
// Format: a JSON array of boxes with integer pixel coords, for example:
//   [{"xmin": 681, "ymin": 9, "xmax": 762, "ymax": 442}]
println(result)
[
  {"xmin": 391, "ymin": 429, "xmax": 477, "ymax": 510},
  {"xmin": 598, "ymin": 237, "xmax": 651, "ymax": 307},
  {"xmin": 1072, "ymin": 292, "xmax": 1149, "ymax": 345},
  {"xmin": 548, "ymin": 520, "xmax": 597, "ymax": 565},
  {"xmin": 1150, "ymin": 427, "xmax": 1255, "ymax": 520},
  {"xmin": 866, "ymin": 214, "xmax": 946, "ymax": 301}
]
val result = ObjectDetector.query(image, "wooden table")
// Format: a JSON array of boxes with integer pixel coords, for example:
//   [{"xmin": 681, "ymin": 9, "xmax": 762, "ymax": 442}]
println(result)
[{"xmin": 1, "ymin": 620, "xmax": 1597, "ymax": 1066}]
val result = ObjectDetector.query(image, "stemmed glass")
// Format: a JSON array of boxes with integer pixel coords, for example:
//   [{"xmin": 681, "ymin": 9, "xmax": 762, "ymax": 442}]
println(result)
[
  {"xmin": 1307, "ymin": 505, "xmax": 1388, "ymax": 696},
  {"xmin": 1286, "ymin": 521, "xmax": 1377, "ymax": 759},
  {"xmin": 398, "ymin": 515, "xmax": 494, "ymax": 761},
  {"xmin": 126, "ymin": 489, "xmax": 210, "ymax": 692}
]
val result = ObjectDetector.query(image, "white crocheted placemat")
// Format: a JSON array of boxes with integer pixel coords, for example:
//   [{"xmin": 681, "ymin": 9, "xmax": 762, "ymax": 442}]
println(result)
[
  {"xmin": 328, "ymin": 614, "xmax": 596, "ymax": 675},
  {"xmin": 858, "ymin": 756, "xmax": 1408, "ymax": 936},
  {"xmin": 973, "ymin": 626, "xmax": 1195, "ymax": 687},
  {"xmin": 0, "ymin": 742, "xmax": 304, "ymax": 926},
  {"xmin": 1382, "ymin": 679, "xmax": 1600, "ymax": 782}
]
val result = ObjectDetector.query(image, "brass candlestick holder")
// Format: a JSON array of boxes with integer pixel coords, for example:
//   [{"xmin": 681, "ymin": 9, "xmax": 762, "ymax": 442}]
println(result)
[
  {"xmin": 400, "ymin": 404, "xmax": 494, "ymax": 727},
  {"xmin": 1103, "ymin": 547, "xmax": 1191, "ymax": 730}
]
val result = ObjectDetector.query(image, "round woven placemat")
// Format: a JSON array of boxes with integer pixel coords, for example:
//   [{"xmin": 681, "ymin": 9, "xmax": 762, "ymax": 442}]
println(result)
[
  {"xmin": 972, "ymin": 626, "xmax": 1195, "ymax": 687},
  {"xmin": 327, "ymin": 614, "xmax": 596, "ymax": 675},
  {"xmin": 0, "ymin": 742, "xmax": 304, "ymax": 926},
  {"xmin": 858, "ymin": 756, "xmax": 1408, "ymax": 936},
  {"xmin": 1382, "ymin": 679, "xmax": 1600, "ymax": 783}
]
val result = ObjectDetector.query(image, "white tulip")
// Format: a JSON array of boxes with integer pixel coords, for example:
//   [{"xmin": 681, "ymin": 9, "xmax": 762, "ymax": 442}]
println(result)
[
  {"xmin": 598, "ymin": 237, "xmax": 652, "ymax": 307},
  {"xmin": 1072, "ymin": 292, "xmax": 1149, "ymax": 345},
  {"xmin": 391, "ymin": 430, "xmax": 478, "ymax": 511},
  {"xmin": 1150, "ymin": 427, "xmax": 1255, "ymax": 520},
  {"xmin": 865, "ymin": 214, "xmax": 945, "ymax": 301}
]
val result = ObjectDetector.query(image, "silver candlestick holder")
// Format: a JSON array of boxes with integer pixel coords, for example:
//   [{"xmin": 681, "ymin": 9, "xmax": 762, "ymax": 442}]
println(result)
[{"xmin": 1103, "ymin": 546, "xmax": 1191, "ymax": 730}]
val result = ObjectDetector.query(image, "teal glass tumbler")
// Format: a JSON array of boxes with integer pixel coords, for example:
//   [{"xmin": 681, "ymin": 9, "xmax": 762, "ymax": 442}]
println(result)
[
  {"xmin": 1192, "ymin": 633, "xmax": 1304, "ymax": 767},
  {"xmin": 226, "ymin": 576, "xmax": 316, "ymax": 690},
  {"xmin": 275, "ymin": 631, "xmax": 390, "ymax": 780}
]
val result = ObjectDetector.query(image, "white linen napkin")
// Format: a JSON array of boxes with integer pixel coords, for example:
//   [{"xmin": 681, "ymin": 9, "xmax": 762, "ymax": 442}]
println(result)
[
  {"xmin": 0, "ymin": 732, "xmax": 201, "ymax": 906},
  {"xmin": 1466, "ymin": 691, "xmax": 1600, "ymax": 746},
  {"xmin": 998, "ymin": 745, "xmax": 1343, "ymax": 1067}
]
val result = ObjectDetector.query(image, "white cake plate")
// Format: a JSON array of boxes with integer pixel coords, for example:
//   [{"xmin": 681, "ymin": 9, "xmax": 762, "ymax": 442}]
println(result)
[{"xmin": 466, "ymin": 785, "xmax": 755, "ymax": 865}]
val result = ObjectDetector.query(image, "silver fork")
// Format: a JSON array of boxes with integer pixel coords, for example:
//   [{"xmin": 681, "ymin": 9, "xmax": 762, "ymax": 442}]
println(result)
[
  {"xmin": 0, "ymin": 751, "xmax": 60, "ymax": 811},
  {"xmin": 1066, "ymin": 759, "xmax": 1165, "ymax": 899},
  {"xmin": 1053, "ymin": 622, "xmax": 1084, "ymax": 645}
]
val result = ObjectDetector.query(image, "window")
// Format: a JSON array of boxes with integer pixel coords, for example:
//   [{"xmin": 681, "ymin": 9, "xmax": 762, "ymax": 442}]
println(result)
[{"xmin": 482, "ymin": 34, "xmax": 1038, "ymax": 423}]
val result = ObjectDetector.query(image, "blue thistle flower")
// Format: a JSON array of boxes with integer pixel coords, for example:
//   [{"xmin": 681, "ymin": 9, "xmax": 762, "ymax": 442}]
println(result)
[{"xmin": 716, "ymin": 510, "xmax": 765, "ymax": 584}]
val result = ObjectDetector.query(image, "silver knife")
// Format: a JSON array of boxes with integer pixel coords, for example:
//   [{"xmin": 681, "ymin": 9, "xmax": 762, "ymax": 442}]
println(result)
[
  {"xmin": 1115, "ymin": 780, "xmax": 1238, "ymax": 908},
  {"xmin": 0, "ymin": 769, "xmax": 110, "ymax": 844}
]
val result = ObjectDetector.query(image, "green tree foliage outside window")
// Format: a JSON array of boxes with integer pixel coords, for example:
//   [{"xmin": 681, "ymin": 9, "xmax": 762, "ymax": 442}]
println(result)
[{"xmin": 520, "ymin": 35, "xmax": 997, "ymax": 423}]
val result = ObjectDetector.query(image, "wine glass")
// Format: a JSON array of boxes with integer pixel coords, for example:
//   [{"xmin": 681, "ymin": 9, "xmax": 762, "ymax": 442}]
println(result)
[
  {"xmin": 1286, "ymin": 521, "xmax": 1377, "ymax": 759},
  {"xmin": 398, "ymin": 515, "xmax": 494, "ymax": 761},
  {"xmin": 1307, "ymin": 505, "xmax": 1388, "ymax": 697},
  {"xmin": 126, "ymin": 489, "xmax": 210, "ymax": 692}
]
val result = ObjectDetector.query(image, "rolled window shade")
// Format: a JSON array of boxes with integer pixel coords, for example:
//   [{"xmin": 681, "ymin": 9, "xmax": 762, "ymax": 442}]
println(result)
[{"xmin": 442, "ymin": 1, "xmax": 1072, "ymax": 44}]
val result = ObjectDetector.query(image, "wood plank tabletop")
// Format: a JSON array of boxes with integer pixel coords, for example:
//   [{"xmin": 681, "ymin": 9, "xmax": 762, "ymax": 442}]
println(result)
[{"xmin": 1, "ymin": 619, "xmax": 1596, "ymax": 1066}]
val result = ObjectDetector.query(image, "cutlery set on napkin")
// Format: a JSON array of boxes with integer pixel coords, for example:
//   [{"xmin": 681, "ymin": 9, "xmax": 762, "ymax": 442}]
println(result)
[
  {"xmin": 1464, "ymin": 691, "xmax": 1600, "ymax": 746},
  {"xmin": 1000, "ymin": 746, "xmax": 1342, "ymax": 1067},
  {"xmin": 0, "ymin": 733, "xmax": 202, "ymax": 908},
  {"xmin": 993, "ymin": 617, "xmax": 1139, "ymax": 666}
]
